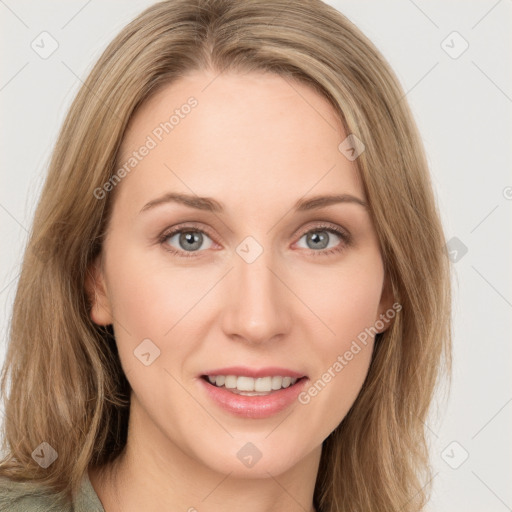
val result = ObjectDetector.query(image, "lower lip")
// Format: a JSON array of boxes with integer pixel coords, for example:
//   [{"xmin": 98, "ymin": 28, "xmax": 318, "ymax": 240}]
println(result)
[{"xmin": 198, "ymin": 376, "xmax": 309, "ymax": 419}]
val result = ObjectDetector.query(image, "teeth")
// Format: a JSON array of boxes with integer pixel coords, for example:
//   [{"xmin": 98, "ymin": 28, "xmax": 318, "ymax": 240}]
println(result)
[
  {"xmin": 206, "ymin": 375, "xmax": 299, "ymax": 392},
  {"xmin": 271, "ymin": 376, "xmax": 282, "ymax": 390},
  {"xmin": 225, "ymin": 375, "xmax": 238, "ymax": 389},
  {"xmin": 255, "ymin": 377, "xmax": 272, "ymax": 392}
]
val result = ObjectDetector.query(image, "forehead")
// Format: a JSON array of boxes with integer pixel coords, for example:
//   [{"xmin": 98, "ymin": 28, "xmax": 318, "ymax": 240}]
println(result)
[{"xmin": 114, "ymin": 70, "xmax": 364, "ymax": 214}]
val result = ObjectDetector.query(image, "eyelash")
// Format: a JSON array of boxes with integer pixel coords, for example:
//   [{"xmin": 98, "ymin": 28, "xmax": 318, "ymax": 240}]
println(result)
[{"xmin": 157, "ymin": 222, "xmax": 351, "ymax": 259}]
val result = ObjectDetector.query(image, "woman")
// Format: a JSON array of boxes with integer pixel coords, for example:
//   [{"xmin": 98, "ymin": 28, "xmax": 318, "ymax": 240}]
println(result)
[{"xmin": 0, "ymin": 1, "xmax": 451, "ymax": 511}]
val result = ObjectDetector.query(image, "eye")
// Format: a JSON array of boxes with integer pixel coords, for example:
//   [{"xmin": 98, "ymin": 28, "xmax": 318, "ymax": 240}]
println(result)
[
  {"xmin": 294, "ymin": 224, "xmax": 350, "ymax": 256},
  {"xmin": 158, "ymin": 224, "xmax": 215, "ymax": 257},
  {"xmin": 158, "ymin": 222, "xmax": 351, "ymax": 258}
]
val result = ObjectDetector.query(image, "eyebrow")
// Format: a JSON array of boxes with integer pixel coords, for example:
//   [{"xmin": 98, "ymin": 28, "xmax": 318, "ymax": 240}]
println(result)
[{"xmin": 139, "ymin": 192, "xmax": 369, "ymax": 214}]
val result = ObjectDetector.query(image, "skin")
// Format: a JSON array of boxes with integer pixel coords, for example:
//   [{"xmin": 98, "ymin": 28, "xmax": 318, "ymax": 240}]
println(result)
[{"xmin": 86, "ymin": 70, "xmax": 393, "ymax": 512}]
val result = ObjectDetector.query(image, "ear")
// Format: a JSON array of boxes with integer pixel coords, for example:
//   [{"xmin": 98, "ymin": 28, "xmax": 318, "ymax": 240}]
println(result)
[
  {"xmin": 375, "ymin": 272, "xmax": 396, "ymax": 334},
  {"xmin": 85, "ymin": 254, "xmax": 113, "ymax": 326}
]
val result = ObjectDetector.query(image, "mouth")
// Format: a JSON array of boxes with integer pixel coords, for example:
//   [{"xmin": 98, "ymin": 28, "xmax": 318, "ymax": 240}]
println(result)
[
  {"xmin": 198, "ymin": 368, "xmax": 310, "ymax": 419},
  {"xmin": 200, "ymin": 374, "xmax": 308, "ymax": 396}
]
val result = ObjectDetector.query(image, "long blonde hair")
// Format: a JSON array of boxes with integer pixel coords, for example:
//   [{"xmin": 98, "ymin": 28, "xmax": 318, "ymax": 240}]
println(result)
[{"xmin": 0, "ymin": 1, "xmax": 451, "ymax": 510}]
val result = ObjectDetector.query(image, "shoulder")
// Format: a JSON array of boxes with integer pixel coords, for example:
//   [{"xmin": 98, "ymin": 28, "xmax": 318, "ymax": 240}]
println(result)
[{"xmin": 0, "ymin": 477, "xmax": 71, "ymax": 512}]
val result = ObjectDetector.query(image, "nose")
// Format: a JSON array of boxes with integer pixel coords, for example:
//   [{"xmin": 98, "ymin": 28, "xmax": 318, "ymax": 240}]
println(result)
[{"xmin": 220, "ymin": 243, "xmax": 292, "ymax": 346}]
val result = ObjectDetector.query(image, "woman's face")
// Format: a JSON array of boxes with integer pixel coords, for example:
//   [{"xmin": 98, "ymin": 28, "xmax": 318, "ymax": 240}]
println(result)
[{"xmin": 88, "ymin": 70, "xmax": 392, "ymax": 478}]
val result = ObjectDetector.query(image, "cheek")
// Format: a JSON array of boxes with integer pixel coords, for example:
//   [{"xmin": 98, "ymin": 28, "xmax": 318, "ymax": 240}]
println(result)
[
  {"xmin": 299, "ymin": 253, "xmax": 384, "ymax": 349},
  {"xmin": 103, "ymin": 257, "xmax": 204, "ymax": 423},
  {"xmin": 101, "ymin": 241, "xmax": 211, "ymax": 381},
  {"xmin": 106, "ymin": 249, "xmax": 207, "ymax": 334},
  {"xmin": 296, "ymin": 256, "xmax": 383, "ymax": 421}
]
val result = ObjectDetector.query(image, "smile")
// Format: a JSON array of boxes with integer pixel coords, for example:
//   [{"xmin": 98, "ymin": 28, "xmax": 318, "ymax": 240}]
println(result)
[
  {"xmin": 198, "ymin": 373, "xmax": 309, "ymax": 419},
  {"xmin": 203, "ymin": 375, "xmax": 300, "ymax": 395}
]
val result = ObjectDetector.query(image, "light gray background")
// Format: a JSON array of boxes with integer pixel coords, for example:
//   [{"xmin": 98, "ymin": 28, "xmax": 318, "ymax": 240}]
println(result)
[{"xmin": 1, "ymin": 1, "xmax": 511, "ymax": 511}]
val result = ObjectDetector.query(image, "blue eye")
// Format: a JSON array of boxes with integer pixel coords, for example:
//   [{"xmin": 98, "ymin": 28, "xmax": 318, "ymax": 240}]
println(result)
[
  {"xmin": 158, "ymin": 223, "xmax": 351, "ymax": 258},
  {"xmin": 159, "ymin": 227, "xmax": 214, "ymax": 257},
  {"xmin": 295, "ymin": 226, "xmax": 349, "ymax": 256}
]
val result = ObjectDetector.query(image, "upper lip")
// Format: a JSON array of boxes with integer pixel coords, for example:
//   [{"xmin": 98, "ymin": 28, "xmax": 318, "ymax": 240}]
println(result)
[{"xmin": 201, "ymin": 366, "xmax": 306, "ymax": 379}]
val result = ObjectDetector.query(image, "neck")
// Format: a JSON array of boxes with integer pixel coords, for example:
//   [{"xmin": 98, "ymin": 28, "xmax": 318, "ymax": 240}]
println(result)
[{"xmin": 89, "ymin": 398, "xmax": 321, "ymax": 512}]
